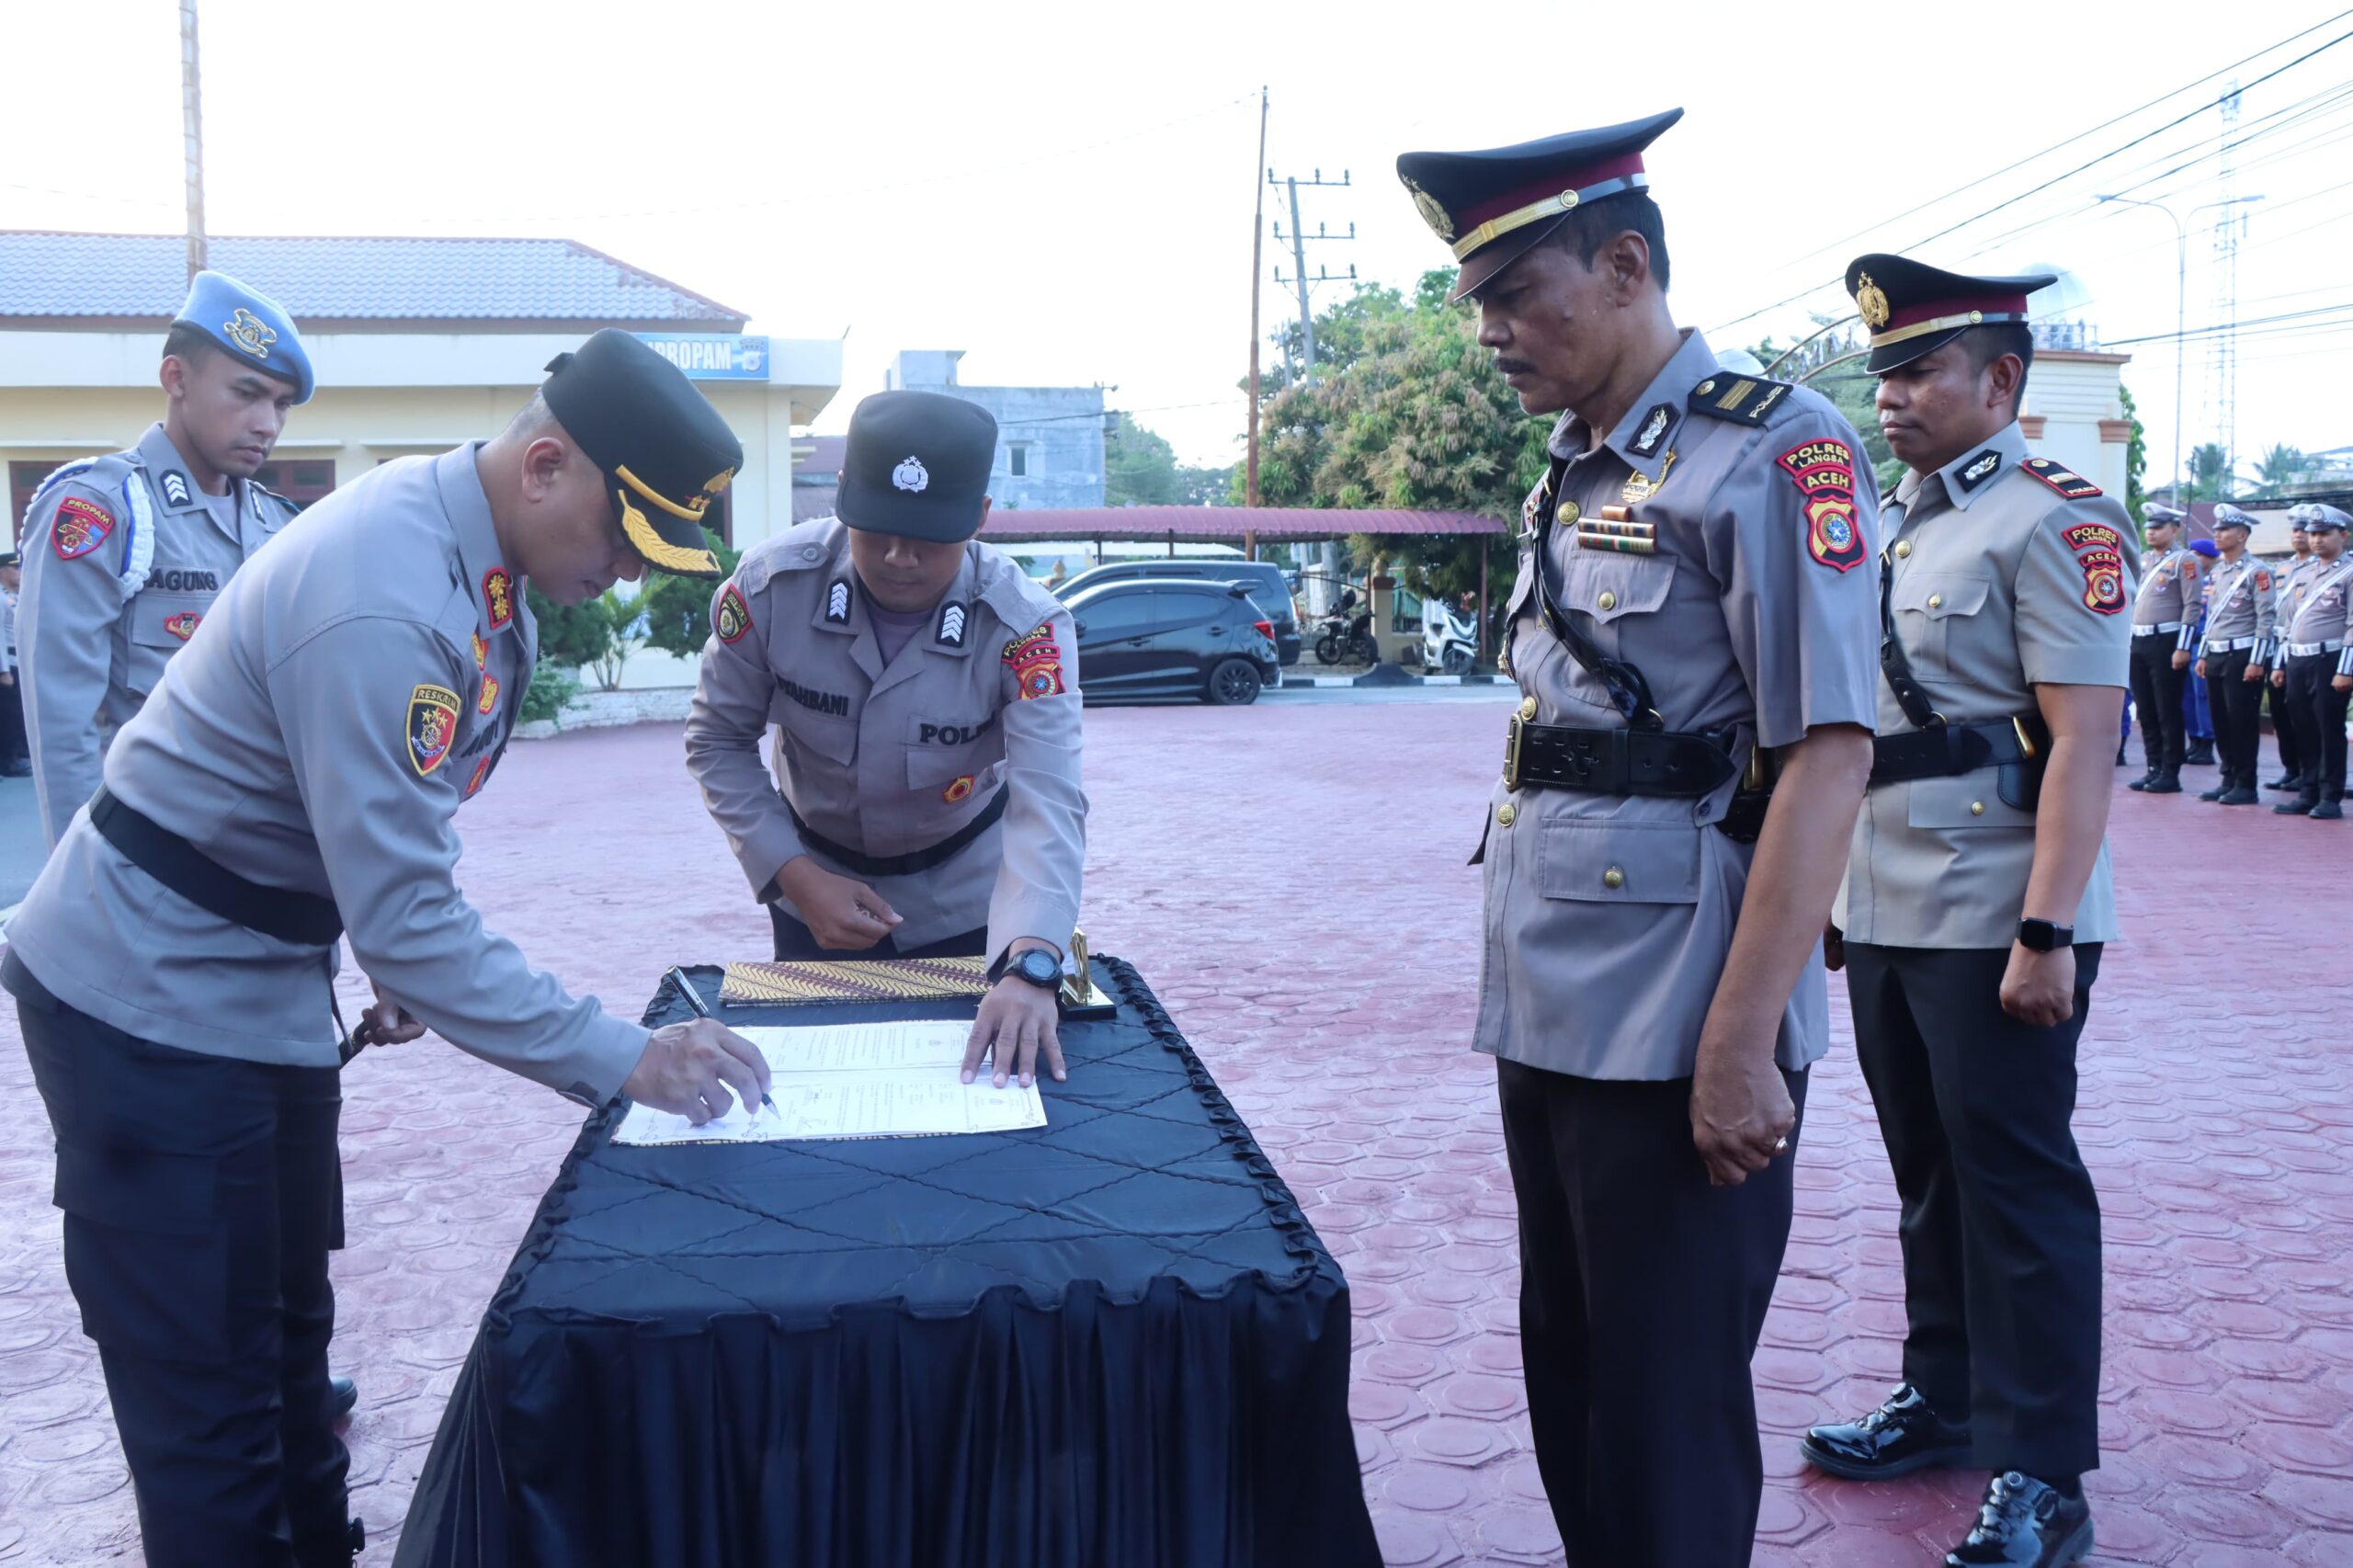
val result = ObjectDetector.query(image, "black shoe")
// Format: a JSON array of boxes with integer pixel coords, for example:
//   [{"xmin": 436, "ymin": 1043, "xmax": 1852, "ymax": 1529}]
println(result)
[
  {"xmin": 1800, "ymin": 1384, "xmax": 1973, "ymax": 1480},
  {"xmin": 331, "ymin": 1374, "xmax": 358, "ymax": 1418},
  {"xmin": 2275, "ymin": 797, "xmax": 2319, "ymax": 816},
  {"xmin": 2268, "ymin": 775, "xmax": 2305, "ymax": 791},
  {"xmin": 2142, "ymin": 773, "xmax": 2183, "ymax": 794},
  {"xmin": 2184, "ymin": 741, "xmax": 2216, "ymax": 766},
  {"xmin": 0, "ymin": 759, "xmax": 29, "ymax": 778},
  {"xmin": 1946, "ymin": 1472, "xmax": 2093, "ymax": 1567},
  {"xmin": 2126, "ymin": 771, "xmax": 2155, "ymax": 791},
  {"xmin": 2313, "ymin": 801, "xmax": 2346, "ymax": 821},
  {"xmin": 2217, "ymin": 786, "xmax": 2259, "ymax": 805},
  {"xmin": 347, "ymin": 1517, "xmax": 367, "ymax": 1561},
  {"xmin": 2199, "ymin": 782, "xmax": 2227, "ymax": 801}
]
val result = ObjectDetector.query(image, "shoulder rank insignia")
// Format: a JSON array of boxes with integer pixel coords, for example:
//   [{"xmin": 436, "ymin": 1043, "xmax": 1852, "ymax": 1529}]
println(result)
[
  {"xmin": 825, "ymin": 578, "xmax": 853, "ymax": 624},
  {"xmin": 482, "ymin": 568, "xmax": 515, "ymax": 629},
  {"xmin": 2021, "ymin": 457, "xmax": 2101, "ymax": 499},
  {"xmin": 714, "ymin": 583, "xmax": 751, "ymax": 643},
  {"xmin": 407, "ymin": 683, "xmax": 461, "ymax": 777},
  {"xmin": 160, "ymin": 470, "xmax": 194, "ymax": 507},
  {"xmin": 937, "ymin": 600, "xmax": 968, "ymax": 647},
  {"xmin": 1688, "ymin": 374, "xmax": 1794, "ymax": 426}
]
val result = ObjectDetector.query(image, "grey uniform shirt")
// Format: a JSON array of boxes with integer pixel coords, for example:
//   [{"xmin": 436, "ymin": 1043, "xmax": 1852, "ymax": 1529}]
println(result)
[
  {"xmin": 1836, "ymin": 424, "xmax": 2137, "ymax": 949},
  {"xmin": 3, "ymin": 445, "xmax": 647, "ymax": 1104},
  {"xmin": 2282, "ymin": 555, "xmax": 2353, "ymax": 661},
  {"xmin": 685, "ymin": 517, "xmax": 1087, "ymax": 960},
  {"xmin": 17, "ymin": 424, "xmax": 299, "ymax": 844},
  {"xmin": 2132, "ymin": 542, "xmax": 2201, "ymax": 653},
  {"xmin": 1472, "ymin": 330, "xmax": 1882, "ymax": 1081},
  {"xmin": 2200, "ymin": 554, "xmax": 2277, "ymax": 652}
]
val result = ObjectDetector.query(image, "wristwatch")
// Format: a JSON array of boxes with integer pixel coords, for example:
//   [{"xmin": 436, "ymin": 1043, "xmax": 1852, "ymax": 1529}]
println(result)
[
  {"xmin": 2017, "ymin": 918, "xmax": 2075, "ymax": 952},
  {"xmin": 992, "ymin": 949, "xmax": 1063, "ymax": 990}
]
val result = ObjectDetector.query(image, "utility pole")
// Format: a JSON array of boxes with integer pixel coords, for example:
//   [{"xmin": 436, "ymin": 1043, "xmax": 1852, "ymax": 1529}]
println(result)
[
  {"xmin": 180, "ymin": 0, "xmax": 208, "ymax": 282},
  {"xmin": 1269, "ymin": 168, "xmax": 1355, "ymax": 384},
  {"xmin": 1245, "ymin": 88, "xmax": 1267, "ymax": 523}
]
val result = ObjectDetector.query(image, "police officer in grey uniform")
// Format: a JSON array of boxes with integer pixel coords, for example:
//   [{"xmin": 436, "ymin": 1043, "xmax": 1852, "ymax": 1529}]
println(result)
[
  {"xmin": 2268, "ymin": 506, "xmax": 2325, "ymax": 792},
  {"xmin": 2193, "ymin": 504, "xmax": 2276, "ymax": 804},
  {"xmin": 687, "ymin": 390, "xmax": 1086, "ymax": 1089},
  {"xmin": 1398, "ymin": 110, "xmax": 1881, "ymax": 1565},
  {"xmin": 2124, "ymin": 500, "xmax": 2200, "ymax": 793},
  {"xmin": 1804, "ymin": 256, "xmax": 2136, "ymax": 1568},
  {"xmin": 2269, "ymin": 503, "xmax": 2352, "ymax": 820},
  {"xmin": 17, "ymin": 271, "xmax": 311, "ymax": 845},
  {"xmin": 0, "ymin": 549, "xmax": 26, "ymax": 775},
  {"xmin": 3, "ymin": 329, "xmax": 772, "ymax": 1566}
]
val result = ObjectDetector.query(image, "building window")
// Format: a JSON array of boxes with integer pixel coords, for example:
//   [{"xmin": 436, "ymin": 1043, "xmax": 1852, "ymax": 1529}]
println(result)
[
  {"xmin": 253, "ymin": 460, "xmax": 338, "ymax": 510},
  {"xmin": 1008, "ymin": 444, "xmax": 1030, "ymax": 478}
]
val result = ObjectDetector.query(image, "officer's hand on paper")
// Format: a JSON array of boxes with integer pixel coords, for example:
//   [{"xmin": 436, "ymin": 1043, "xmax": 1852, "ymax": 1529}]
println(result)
[
  {"xmin": 1999, "ymin": 943, "xmax": 2076, "ymax": 1028},
  {"xmin": 362, "ymin": 983, "xmax": 428, "ymax": 1045},
  {"xmin": 1688, "ymin": 1030, "xmax": 1796, "ymax": 1187},
  {"xmin": 963, "ymin": 967, "xmax": 1066, "ymax": 1090},
  {"xmin": 773, "ymin": 857, "xmax": 903, "ymax": 949},
  {"xmin": 625, "ymin": 1020, "xmax": 774, "ymax": 1124}
]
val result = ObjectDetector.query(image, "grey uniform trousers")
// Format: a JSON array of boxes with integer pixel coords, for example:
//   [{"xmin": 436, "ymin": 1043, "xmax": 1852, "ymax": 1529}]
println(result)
[
  {"xmin": 1844, "ymin": 942, "xmax": 2105, "ymax": 1477},
  {"xmin": 1497, "ymin": 1057, "xmax": 1806, "ymax": 1568},
  {"xmin": 10, "ymin": 951, "xmax": 352, "ymax": 1566}
]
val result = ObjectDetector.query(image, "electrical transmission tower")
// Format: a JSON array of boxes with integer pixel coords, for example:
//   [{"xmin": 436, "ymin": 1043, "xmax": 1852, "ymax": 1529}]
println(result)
[
  {"xmin": 2209, "ymin": 83, "xmax": 2245, "ymax": 496},
  {"xmin": 1268, "ymin": 167, "xmax": 1355, "ymax": 383}
]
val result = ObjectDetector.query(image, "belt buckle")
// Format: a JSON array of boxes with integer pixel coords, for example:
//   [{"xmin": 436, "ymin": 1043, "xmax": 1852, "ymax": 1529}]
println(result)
[
  {"xmin": 1505, "ymin": 714, "xmax": 1526, "ymax": 791},
  {"xmin": 2011, "ymin": 716, "xmax": 2039, "ymax": 761}
]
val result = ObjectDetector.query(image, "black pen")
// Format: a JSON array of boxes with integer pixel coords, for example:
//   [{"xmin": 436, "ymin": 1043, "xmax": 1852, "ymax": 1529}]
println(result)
[{"xmin": 665, "ymin": 966, "xmax": 778, "ymax": 1119}]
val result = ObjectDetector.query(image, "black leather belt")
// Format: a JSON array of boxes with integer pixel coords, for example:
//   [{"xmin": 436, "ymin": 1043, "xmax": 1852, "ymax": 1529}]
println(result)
[
  {"xmin": 1504, "ymin": 715, "xmax": 1739, "ymax": 797},
  {"xmin": 1868, "ymin": 716, "xmax": 2047, "ymax": 786},
  {"xmin": 88, "ymin": 785, "xmax": 344, "ymax": 946},
  {"xmin": 785, "ymin": 786, "xmax": 1008, "ymax": 880}
]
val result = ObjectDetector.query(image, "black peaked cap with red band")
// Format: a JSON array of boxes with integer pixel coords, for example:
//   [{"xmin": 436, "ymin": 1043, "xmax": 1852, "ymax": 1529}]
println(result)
[
  {"xmin": 540, "ymin": 328, "xmax": 743, "ymax": 579},
  {"xmin": 1844, "ymin": 254, "xmax": 2056, "ymax": 375},
  {"xmin": 1397, "ymin": 108, "xmax": 1682, "ymax": 302}
]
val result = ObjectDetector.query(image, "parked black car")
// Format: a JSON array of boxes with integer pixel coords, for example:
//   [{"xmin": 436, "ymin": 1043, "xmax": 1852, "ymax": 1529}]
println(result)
[
  {"xmin": 1053, "ymin": 558, "xmax": 1301, "ymax": 665},
  {"xmin": 1065, "ymin": 579, "xmax": 1280, "ymax": 705}
]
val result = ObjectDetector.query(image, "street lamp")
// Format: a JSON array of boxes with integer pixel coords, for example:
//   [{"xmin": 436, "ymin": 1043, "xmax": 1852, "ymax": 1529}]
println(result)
[{"xmin": 2095, "ymin": 194, "xmax": 2184, "ymax": 505}]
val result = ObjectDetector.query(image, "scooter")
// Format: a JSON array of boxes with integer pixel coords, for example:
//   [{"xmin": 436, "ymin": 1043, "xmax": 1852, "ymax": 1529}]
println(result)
[{"xmin": 1421, "ymin": 598, "xmax": 1479, "ymax": 675}]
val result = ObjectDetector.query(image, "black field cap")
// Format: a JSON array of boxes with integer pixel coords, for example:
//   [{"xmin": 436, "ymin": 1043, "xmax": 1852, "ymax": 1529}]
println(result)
[
  {"xmin": 1397, "ymin": 108, "xmax": 1682, "ymax": 302},
  {"xmin": 836, "ymin": 391, "xmax": 997, "ymax": 542},
  {"xmin": 1845, "ymin": 254, "xmax": 2057, "ymax": 375},
  {"xmin": 540, "ymin": 328, "xmax": 742, "ymax": 579}
]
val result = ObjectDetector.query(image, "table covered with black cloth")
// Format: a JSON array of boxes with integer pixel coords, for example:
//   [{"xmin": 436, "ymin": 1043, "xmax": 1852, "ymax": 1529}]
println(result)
[{"xmin": 392, "ymin": 958, "xmax": 1377, "ymax": 1568}]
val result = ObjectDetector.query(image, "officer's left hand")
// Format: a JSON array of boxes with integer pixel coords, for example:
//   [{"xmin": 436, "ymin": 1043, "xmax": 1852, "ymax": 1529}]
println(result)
[
  {"xmin": 2195, "ymin": 658, "xmax": 2208, "ymax": 680},
  {"xmin": 2336, "ymin": 675, "xmax": 2352, "ymax": 693},
  {"xmin": 1999, "ymin": 942, "xmax": 2075, "ymax": 1027},
  {"xmin": 2243, "ymin": 663, "xmax": 2266, "ymax": 683},
  {"xmin": 1689, "ymin": 1037, "xmax": 1795, "ymax": 1187},
  {"xmin": 963, "ymin": 976, "xmax": 1066, "ymax": 1089},
  {"xmin": 2171, "ymin": 650, "xmax": 2192, "ymax": 671},
  {"xmin": 363, "ymin": 983, "xmax": 428, "ymax": 1045}
]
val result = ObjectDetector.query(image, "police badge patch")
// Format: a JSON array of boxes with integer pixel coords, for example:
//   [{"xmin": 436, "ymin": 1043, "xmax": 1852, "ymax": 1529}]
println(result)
[
  {"xmin": 942, "ymin": 774, "xmax": 976, "ymax": 804},
  {"xmin": 164, "ymin": 611, "xmax": 201, "ymax": 642},
  {"xmin": 2075, "ymin": 547, "xmax": 2126, "ymax": 616},
  {"xmin": 482, "ymin": 568, "xmax": 515, "ymax": 630},
  {"xmin": 463, "ymin": 755, "xmax": 494, "ymax": 800},
  {"xmin": 1776, "ymin": 438, "xmax": 1868, "ymax": 573},
  {"xmin": 407, "ymin": 684, "xmax": 462, "ymax": 776},
  {"xmin": 1003, "ymin": 623, "xmax": 1067, "ymax": 699},
  {"xmin": 51, "ymin": 495, "xmax": 116, "ymax": 559},
  {"xmin": 714, "ymin": 583, "xmax": 751, "ymax": 643}
]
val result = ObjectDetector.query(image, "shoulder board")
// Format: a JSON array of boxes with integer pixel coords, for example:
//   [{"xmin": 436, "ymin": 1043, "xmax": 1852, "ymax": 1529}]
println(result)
[
  {"xmin": 1687, "ymin": 373, "xmax": 1796, "ymax": 426},
  {"xmin": 975, "ymin": 544, "xmax": 1061, "ymax": 625},
  {"xmin": 2020, "ymin": 457, "xmax": 2102, "ymax": 499}
]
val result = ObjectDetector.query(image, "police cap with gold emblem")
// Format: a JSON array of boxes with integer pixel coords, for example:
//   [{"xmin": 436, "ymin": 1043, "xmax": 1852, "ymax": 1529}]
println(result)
[
  {"xmin": 1844, "ymin": 254, "xmax": 2056, "ymax": 375},
  {"xmin": 835, "ymin": 390, "xmax": 998, "ymax": 544},
  {"xmin": 174, "ymin": 270, "xmax": 313, "ymax": 403},
  {"xmin": 540, "ymin": 328, "xmax": 742, "ymax": 579},
  {"xmin": 1397, "ymin": 108, "xmax": 1682, "ymax": 302}
]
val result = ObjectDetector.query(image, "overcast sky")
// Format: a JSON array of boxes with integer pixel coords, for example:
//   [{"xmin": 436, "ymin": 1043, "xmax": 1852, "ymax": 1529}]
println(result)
[{"xmin": 6, "ymin": 1, "xmax": 2348, "ymax": 488}]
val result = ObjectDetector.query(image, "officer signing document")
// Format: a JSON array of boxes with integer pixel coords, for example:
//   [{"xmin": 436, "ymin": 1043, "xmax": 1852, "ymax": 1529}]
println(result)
[
  {"xmin": 687, "ymin": 389, "xmax": 1087, "ymax": 1090},
  {"xmin": 5, "ymin": 329, "xmax": 772, "ymax": 1566}
]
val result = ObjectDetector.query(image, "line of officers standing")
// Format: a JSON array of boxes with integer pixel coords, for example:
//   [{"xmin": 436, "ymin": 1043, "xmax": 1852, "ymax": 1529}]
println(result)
[{"xmin": 2125, "ymin": 497, "xmax": 2352, "ymax": 816}]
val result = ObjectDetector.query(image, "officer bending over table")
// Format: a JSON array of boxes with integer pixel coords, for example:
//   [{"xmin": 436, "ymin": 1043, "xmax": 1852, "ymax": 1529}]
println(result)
[
  {"xmin": 686, "ymin": 389, "xmax": 1086, "ymax": 1090},
  {"xmin": 4, "ymin": 329, "xmax": 771, "ymax": 1567}
]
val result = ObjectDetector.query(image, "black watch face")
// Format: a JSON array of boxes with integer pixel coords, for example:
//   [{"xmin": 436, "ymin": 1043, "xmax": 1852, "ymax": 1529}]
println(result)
[{"xmin": 1017, "ymin": 950, "xmax": 1060, "ymax": 984}]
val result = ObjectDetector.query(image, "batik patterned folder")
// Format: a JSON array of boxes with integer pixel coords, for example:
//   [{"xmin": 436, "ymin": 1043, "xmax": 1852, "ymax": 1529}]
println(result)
[{"xmin": 718, "ymin": 957, "xmax": 992, "ymax": 1006}]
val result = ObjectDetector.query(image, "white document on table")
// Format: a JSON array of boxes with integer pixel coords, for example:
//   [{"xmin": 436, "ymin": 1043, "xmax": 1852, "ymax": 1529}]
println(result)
[{"xmin": 611, "ymin": 1020, "xmax": 1048, "ymax": 1146}]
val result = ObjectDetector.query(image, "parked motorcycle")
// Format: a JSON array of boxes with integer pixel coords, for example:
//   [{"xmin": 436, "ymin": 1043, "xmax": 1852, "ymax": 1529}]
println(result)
[
  {"xmin": 1421, "ymin": 597, "xmax": 1479, "ymax": 675},
  {"xmin": 1313, "ymin": 590, "xmax": 1379, "ymax": 665}
]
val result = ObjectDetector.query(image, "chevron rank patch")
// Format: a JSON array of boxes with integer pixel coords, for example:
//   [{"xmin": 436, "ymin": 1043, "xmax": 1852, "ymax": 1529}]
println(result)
[
  {"xmin": 825, "ymin": 578, "xmax": 853, "ymax": 623},
  {"xmin": 161, "ymin": 470, "xmax": 194, "ymax": 506},
  {"xmin": 1776, "ymin": 437, "xmax": 1868, "ymax": 574},
  {"xmin": 714, "ymin": 583, "xmax": 751, "ymax": 643},
  {"xmin": 1688, "ymin": 373, "xmax": 1794, "ymax": 426},
  {"xmin": 407, "ymin": 684, "xmax": 462, "ymax": 776},
  {"xmin": 2021, "ymin": 457, "xmax": 2101, "ymax": 499},
  {"xmin": 937, "ymin": 600, "xmax": 968, "ymax": 647},
  {"xmin": 51, "ymin": 495, "xmax": 115, "ymax": 560}
]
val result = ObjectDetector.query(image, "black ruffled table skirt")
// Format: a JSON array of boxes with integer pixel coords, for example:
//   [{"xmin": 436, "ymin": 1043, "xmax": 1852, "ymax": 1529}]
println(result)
[{"xmin": 392, "ymin": 958, "xmax": 1378, "ymax": 1567}]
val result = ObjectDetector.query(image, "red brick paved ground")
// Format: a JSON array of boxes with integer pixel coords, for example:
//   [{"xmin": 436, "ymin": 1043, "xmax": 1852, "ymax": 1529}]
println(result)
[{"xmin": 2, "ymin": 702, "xmax": 2349, "ymax": 1564}]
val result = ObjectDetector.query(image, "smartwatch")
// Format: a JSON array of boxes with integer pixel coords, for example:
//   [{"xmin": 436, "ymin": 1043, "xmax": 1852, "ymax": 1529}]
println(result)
[
  {"xmin": 993, "ymin": 949, "xmax": 1063, "ymax": 990},
  {"xmin": 2017, "ymin": 918, "xmax": 2075, "ymax": 952}
]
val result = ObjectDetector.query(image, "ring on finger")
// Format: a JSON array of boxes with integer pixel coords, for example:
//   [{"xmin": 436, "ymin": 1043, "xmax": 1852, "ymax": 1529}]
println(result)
[{"xmin": 1772, "ymin": 1135, "xmax": 1790, "ymax": 1153}]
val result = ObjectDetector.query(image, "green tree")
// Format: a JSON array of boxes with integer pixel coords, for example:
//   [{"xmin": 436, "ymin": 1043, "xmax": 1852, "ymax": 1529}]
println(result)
[
  {"xmin": 2118, "ymin": 381, "xmax": 2149, "ymax": 525},
  {"xmin": 637, "ymin": 527, "xmax": 742, "ymax": 660},
  {"xmin": 1106, "ymin": 418, "xmax": 1183, "ymax": 506},
  {"xmin": 527, "ymin": 585, "xmax": 618, "ymax": 671},
  {"xmin": 2187, "ymin": 442, "xmax": 2232, "ymax": 503},
  {"xmin": 2254, "ymin": 442, "xmax": 2310, "ymax": 490}
]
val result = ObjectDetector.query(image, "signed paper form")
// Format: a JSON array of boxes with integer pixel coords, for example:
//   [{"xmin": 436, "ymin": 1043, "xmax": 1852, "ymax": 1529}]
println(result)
[{"xmin": 612, "ymin": 1020, "xmax": 1047, "ymax": 1146}]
